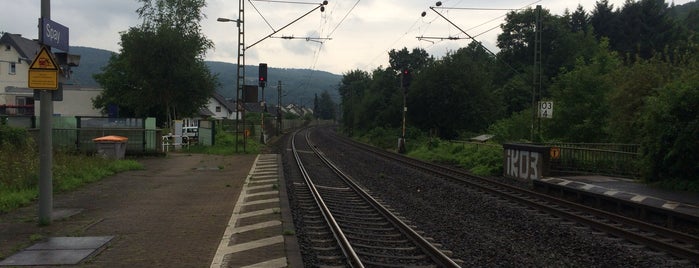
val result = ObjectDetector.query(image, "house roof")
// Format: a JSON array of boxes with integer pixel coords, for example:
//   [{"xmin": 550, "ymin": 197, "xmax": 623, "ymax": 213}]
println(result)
[
  {"xmin": 243, "ymin": 102, "xmax": 267, "ymax": 113},
  {"xmin": 198, "ymin": 107, "xmax": 215, "ymax": 117},
  {"xmin": 0, "ymin": 33, "xmax": 40, "ymax": 62},
  {"xmin": 212, "ymin": 91, "xmax": 235, "ymax": 112}
]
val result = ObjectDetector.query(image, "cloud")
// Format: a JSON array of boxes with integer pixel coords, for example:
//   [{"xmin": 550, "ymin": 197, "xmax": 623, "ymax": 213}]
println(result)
[{"xmin": 2, "ymin": 0, "xmax": 694, "ymax": 75}]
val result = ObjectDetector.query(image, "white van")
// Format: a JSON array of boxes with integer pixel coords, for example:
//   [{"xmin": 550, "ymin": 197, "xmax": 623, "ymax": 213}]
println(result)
[{"xmin": 183, "ymin": 126, "xmax": 198, "ymax": 144}]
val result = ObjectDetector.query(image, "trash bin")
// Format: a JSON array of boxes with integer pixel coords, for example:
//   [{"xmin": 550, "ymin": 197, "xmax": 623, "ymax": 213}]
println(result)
[{"xmin": 93, "ymin": 135, "xmax": 128, "ymax": 159}]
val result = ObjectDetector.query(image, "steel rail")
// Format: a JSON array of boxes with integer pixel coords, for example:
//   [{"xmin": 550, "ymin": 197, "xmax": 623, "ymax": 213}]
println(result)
[
  {"xmin": 305, "ymin": 129, "xmax": 462, "ymax": 268},
  {"xmin": 329, "ymin": 131, "xmax": 699, "ymax": 263},
  {"xmin": 291, "ymin": 129, "xmax": 364, "ymax": 267}
]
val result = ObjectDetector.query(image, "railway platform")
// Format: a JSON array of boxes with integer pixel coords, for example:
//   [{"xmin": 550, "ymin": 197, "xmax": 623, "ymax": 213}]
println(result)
[
  {"xmin": 210, "ymin": 154, "xmax": 302, "ymax": 268},
  {"xmin": 534, "ymin": 175, "xmax": 699, "ymax": 223},
  {"xmin": 0, "ymin": 153, "xmax": 302, "ymax": 267}
]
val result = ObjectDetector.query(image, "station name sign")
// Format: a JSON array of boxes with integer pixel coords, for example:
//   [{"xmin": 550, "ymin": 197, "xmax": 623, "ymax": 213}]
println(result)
[{"xmin": 39, "ymin": 18, "xmax": 69, "ymax": 52}]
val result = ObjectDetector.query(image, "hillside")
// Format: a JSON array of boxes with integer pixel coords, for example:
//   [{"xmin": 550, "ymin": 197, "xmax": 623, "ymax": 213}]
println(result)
[{"xmin": 68, "ymin": 46, "xmax": 342, "ymax": 105}]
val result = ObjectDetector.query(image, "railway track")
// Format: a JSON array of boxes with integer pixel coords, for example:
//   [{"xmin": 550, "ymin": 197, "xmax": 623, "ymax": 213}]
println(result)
[
  {"xmin": 290, "ymin": 128, "xmax": 461, "ymax": 267},
  {"xmin": 321, "ymin": 127, "xmax": 699, "ymax": 264}
]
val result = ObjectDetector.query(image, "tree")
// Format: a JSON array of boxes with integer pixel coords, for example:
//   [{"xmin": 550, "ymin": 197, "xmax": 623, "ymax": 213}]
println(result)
[
  {"xmin": 388, "ymin": 47, "xmax": 434, "ymax": 74},
  {"xmin": 93, "ymin": 0, "xmax": 216, "ymax": 126},
  {"xmin": 545, "ymin": 40, "xmax": 619, "ymax": 142},
  {"xmin": 496, "ymin": 6, "xmax": 598, "ymax": 114},
  {"xmin": 639, "ymin": 59, "xmax": 699, "ymax": 183},
  {"xmin": 316, "ymin": 90, "xmax": 336, "ymax": 120},
  {"xmin": 408, "ymin": 43, "xmax": 498, "ymax": 139},
  {"xmin": 606, "ymin": 55, "xmax": 679, "ymax": 143},
  {"xmin": 590, "ymin": 0, "xmax": 620, "ymax": 42},
  {"xmin": 570, "ymin": 5, "xmax": 590, "ymax": 33},
  {"xmin": 615, "ymin": 0, "xmax": 682, "ymax": 59},
  {"xmin": 338, "ymin": 69, "xmax": 370, "ymax": 134}
]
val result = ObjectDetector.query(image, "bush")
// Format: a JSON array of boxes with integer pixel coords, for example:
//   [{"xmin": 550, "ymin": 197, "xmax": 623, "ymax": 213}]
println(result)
[
  {"xmin": 0, "ymin": 126, "xmax": 38, "ymax": 190},
  {"xmin": 639, "ymin": 72, "xmax": 699, "ymax": 184},
  {"xmin": 408, "ymin": 139, "xmax": 503, "ymax": 176}
]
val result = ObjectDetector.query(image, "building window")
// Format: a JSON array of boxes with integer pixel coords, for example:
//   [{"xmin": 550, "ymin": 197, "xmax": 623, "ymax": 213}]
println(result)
[
  {"xmin": 215, "ymin": 106, "xmax": 221, "ymax": 112},
  {"xmin": 4, "ymin": 45, "xmax": 10, "ymax": 51},
  {"xmin": 9, "ymin": 62, "xmax": 16, "ymax": 74}
]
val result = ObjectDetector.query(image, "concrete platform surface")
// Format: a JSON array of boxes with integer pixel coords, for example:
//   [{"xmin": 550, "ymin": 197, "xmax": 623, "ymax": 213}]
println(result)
[
  {"xmin": 0, "ymin": 236, "xmax": 113, "ymax": 266},
  {"xmin": 541, "ymin": 176, "xmax": 699, "ymax": 217}
]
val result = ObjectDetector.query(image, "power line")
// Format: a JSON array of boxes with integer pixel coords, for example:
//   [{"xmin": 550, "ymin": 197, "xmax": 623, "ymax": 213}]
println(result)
[
  {"xmin": 327, "ymin": 0, "xmax": 360, "ymax": 37},
  {"xmin": 248, "ymin": 0, "xmax": 276, "ymax": 31},
  {"xmin": 252, "ymin": 0, "xmax": 323, "ymax": 5},
  {"xmin": 434, "ymin": 6, "xmax": 521, "ymax": 11}
]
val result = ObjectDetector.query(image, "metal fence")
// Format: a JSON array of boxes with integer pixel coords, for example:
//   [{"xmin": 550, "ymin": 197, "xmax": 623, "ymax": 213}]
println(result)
[
  {"xmin": 447, "ymin": 140, "xmax": 641, "ymax": 179},
  {"xmin": 544, "ymin": 143, "xmax": 640, "ymax": 179},
  {"xmin": 23, "ymin": 116, "xmax": 160, "ymax": 154}
]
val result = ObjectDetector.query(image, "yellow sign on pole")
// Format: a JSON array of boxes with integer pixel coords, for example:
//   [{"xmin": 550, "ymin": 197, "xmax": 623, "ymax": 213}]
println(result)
[
  {"xmin": 28, "ymin": 69, "xmax": 59, "ymax": 89},
  {"xmin": 28, "ymin": 46, "xmax": 59, "ymax": 90},
  {"xmin": 30, "ymin": 46, "xmax": 58, "ymax": 70}
]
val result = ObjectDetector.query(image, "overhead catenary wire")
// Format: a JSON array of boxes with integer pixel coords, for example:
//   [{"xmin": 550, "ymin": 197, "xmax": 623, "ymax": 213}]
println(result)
[
  {"xmin": 326, "ymin": 0, "xmax": 360, "ymax": 38},
  {"xmin": 420, "ymin": 0, "xmax": 542, "ymax": 74},
  {"xmin": 252, "ymin": 0, "xmax": 322, "ymax": 5},
  {"xmin": 248, "ymin": 0, "xmax": 277, "ymax": 31}
]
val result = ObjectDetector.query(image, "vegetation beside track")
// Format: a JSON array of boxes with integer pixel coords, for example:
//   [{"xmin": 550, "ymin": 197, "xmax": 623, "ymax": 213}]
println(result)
[
  {"xmin": 353, "ymin": 127, "xmax": 503, "ymax": 177},
  {"xmin": 182, "ymin": 127, "xmax": 262, "ymax": 155},
  {"xmin": 338, "ymin": 3, "xmax": 699, "ymax": 192},
  {"xmin": 0, "ymin": 125, "xmax": 142, "ymax": 213}
]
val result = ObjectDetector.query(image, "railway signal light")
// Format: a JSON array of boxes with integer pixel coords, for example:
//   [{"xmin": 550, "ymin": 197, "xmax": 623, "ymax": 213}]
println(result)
[
  {"xmin": 259, "ymin": 63, "xmax": 267, "ymax": 87},
  {"xmin": 401, "ymin": 69, "xmax": 412, "ymax": 88}
]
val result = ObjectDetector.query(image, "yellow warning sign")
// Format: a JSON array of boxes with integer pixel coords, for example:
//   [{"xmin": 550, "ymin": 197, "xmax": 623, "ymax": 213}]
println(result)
[
  {"xmin": 29, "ymin": 46, "xmax": 58, "ymax": 70},
  {"xmin": 28, "ymin": 69, "xmax": 58, "ymax": 89}
]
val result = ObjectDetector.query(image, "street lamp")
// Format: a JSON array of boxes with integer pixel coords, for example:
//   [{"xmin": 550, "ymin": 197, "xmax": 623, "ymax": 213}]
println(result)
[
  {"xmin": 217, "ymin": 17, "xmax": 241, "ymax": 27},
  {"xmin": 218, "ymin": 17, "xmax": 243, "ymax": 152}
]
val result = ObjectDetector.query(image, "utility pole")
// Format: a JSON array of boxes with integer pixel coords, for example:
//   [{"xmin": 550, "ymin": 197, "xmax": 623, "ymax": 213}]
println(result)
[
  {"xmin": 259, "ymin": 63, "xmax": 267, "ymax": 144},
  {"xmin": 531, "ymin": 5, "xmax": 542, "ymax": 142},
  {"xmin": 238, "ymin": 0, "xmax": 246, "ymax": 152},
  {"xmin": 38, "ymin": 0, "xmax": 53, "ymax": 225},
  {"xmin": 223, "ymin": 0, "xmax": 326, "ymax": 151},
  {"xmin": 277, "ymin": 80, "xmax": 282, "ymax": 136},
  {"xmin": 398, "ymin": 69, "xmax": 411, "ymax": 154}
]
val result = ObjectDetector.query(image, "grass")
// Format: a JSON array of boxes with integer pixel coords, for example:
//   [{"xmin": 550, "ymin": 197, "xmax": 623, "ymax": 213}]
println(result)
[
  {"xmin": 407, "ymin": 139, "xmax": 504, "ymax": 176},
  {"xmin": 183, "ymin": 132, "xmax": 261, "ymax": 155},
  {"xmin": 0, "ymin": 134, "xmax": 143, "ymax": 213}
]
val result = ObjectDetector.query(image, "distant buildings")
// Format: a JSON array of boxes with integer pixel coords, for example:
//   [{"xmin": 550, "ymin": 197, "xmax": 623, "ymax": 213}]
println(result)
[
  {"xmin": 0, "ymin": 32, "xmax": 102, "ymax": 117},
  {"xmin": 0, "ymin": 32, "xmax": 313, "ymax": 123}
]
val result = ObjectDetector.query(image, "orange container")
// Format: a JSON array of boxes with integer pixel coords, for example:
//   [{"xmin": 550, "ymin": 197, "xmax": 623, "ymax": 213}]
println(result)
[{"xmin": 92, "ymin": 135, "xmax": 128, "ymax": 142}]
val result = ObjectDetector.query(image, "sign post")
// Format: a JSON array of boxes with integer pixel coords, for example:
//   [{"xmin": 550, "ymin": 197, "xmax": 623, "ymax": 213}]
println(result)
[{"xmin": 34, "ymin": 0, "xmax": 69, "ymax": 225}]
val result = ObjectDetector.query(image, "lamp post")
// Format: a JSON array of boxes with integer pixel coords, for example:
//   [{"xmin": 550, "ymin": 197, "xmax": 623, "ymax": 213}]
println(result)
[{"xmin": 217, "ymin": 17, "xmax": 243, "ymax": 152}]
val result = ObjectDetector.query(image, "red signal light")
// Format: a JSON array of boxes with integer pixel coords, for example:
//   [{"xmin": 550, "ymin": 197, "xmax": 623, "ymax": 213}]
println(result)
[{"xmin": 401, "ymin": 69, "xmax": 412, "ymax": 88}]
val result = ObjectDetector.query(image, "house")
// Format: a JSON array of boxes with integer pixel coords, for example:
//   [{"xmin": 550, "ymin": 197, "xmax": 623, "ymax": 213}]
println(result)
[
  {"xmin": 281, "ymin": 103, "xmax": 313, "ymax": 117},
  {"xmin": 202, "ymin": 91, "xmax": 239, "ymax": 120},
  {"xmin": 0, "ymin": 33, "xmax": 39, "ymax": 114},
  {"xmin": 0, "ymin": 32, "xmax": 102, "ymax": 117}
]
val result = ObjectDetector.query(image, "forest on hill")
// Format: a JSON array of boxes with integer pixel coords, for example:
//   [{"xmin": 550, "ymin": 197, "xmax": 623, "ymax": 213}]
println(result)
[{"xmin": 68, "ymin": 46, "xmax": 341, "ymax": 105}]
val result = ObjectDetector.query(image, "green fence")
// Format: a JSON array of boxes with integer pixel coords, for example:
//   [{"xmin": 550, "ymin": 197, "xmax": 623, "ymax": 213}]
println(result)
[
  {"xmin": 28, "ymin": 116, "xmax": 160, "ymax": 154},
  {"xmin": 545, "ymin": 143, "xmax": 640, "ymax": 179}
]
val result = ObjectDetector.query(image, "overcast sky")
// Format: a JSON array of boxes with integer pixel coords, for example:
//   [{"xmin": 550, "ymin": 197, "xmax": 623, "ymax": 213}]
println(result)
[{"xmin": 1, "ymin": 0, "xmax": 693, "ymax": 75}]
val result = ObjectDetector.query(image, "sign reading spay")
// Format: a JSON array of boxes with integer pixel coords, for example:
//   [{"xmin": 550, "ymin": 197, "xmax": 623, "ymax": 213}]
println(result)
[{"xmin": 39, "ymin": 18, "xmax": 69, "ymax": 52}]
